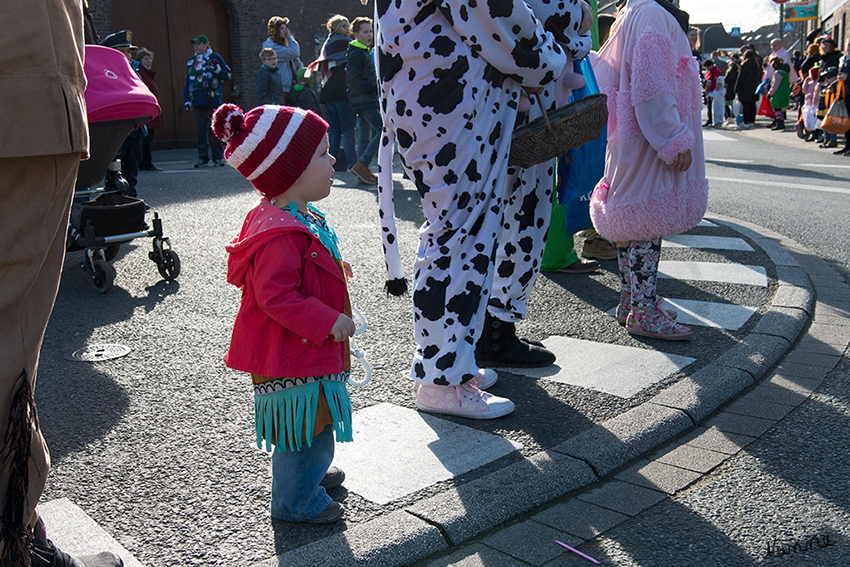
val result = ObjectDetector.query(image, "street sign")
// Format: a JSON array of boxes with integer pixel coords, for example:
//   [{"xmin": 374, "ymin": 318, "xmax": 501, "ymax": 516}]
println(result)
[
  {"xmin": 785, "ymin": 0, "xmax": 818, "ymax": 21},
  {"xmin": 784, "ymin": 22, "xmax": 795, "ymax": 32},
  {"xmin": 730, "ymin": 27, "xmax": 741, "ymax": 37}
]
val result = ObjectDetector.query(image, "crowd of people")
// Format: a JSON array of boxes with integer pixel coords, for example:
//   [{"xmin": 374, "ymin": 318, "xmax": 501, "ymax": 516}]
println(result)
[{"xmin": 692, "ymin": 30, "xmax": 850, "ymax": 154}]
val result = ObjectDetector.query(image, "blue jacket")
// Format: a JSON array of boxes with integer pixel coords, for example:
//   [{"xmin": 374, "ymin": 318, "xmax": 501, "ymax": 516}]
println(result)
[{"xmin": 183, "ymin": 49, "xmax": 232, "ymax": 106}]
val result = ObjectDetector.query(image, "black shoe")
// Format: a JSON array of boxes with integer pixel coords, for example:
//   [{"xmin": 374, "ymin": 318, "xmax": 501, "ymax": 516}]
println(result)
[
  {"xmin": 31, "ymin": 538, "xmax": 123, "ymax": 567},
  {"xmin": 833, "ymin": 147, "xmax": 849, "ymax": 155},
  {"xmin": 212, "ymin": 159, "xmax": 225, "ymax": 167},
  {"xmin": 475, "ymin": 313, "xmax": 556, "ymax": 368},
  {"xmin": 303, "ymin": 501, "xmax": 345, "ymax": 524},
  {"xmin": 320, "ymin": 466, "xmax": 345, "ymax": 489},
  {"xmin": 194, "ymin": 160, "xmax": 209, "ymax": 168}
]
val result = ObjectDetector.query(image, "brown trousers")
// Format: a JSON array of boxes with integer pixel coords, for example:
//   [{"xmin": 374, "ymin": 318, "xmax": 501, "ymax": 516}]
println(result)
[{"xmin": 0, "ymin": 153, "xmax": 80, "ymax": 554}]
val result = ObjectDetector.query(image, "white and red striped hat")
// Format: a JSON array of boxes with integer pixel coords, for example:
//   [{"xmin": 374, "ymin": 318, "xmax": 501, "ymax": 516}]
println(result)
[{"xmin": 212, "ymin": 104, "xmax": 328, "ymax": 198}]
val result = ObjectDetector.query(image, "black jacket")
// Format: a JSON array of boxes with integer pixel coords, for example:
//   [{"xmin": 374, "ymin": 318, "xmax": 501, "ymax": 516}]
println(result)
[
  {"xmin": 346, "ymin": 42, "xmax": 378, "ymax": 108},
  {"xmin": 724, "ymin": 62, "xmax": 739, "ymax": 101},
  {"xmin": 735, "ymin": 58, "xmax": 762, "ymax": 103}
]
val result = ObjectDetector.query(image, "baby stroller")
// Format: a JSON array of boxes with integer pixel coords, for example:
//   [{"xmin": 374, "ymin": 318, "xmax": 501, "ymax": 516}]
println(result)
[{"xmin": 67, "ymin": 45, "xmax": 180, "ymax": 293}]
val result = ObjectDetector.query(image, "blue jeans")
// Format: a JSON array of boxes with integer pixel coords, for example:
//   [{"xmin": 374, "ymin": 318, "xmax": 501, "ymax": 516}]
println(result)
[
  {"xmin": 324, "ymin": 102, "xmax": 357, "ymax": 170},
  {"xmin": 825, "ymin": 132, "xmax": 837, "ymax": 143},
  {"xmin": 270, "ymin": 425, "xmax": 334, "ymax": 521},
  {"xmin": 357, "ymin": 114, "xmax": 371, "ymax": 159},
  {"xmin": 353, "ymin": 103, "xmax": 382, "ymax": 164}
]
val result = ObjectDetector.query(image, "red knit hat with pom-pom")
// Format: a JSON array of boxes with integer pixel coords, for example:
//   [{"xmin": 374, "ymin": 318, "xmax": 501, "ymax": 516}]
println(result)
[{"xmin": 212, "ymin": 103, "xmax": 328, "ymax": 198}]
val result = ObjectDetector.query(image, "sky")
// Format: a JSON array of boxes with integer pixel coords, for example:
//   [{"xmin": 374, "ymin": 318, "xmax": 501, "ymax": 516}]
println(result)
[{"xmin": 680, "ymin": 0, "xmax": 782, "ymax": 33}]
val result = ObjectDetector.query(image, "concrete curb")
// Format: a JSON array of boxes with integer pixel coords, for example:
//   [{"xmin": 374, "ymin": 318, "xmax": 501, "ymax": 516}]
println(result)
[{"xmin": 258, "ymin": 214, "xmax": 815, "ymax": 567}]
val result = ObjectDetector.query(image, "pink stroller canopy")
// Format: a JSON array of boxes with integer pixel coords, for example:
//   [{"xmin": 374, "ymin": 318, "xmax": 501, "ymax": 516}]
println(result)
[{"xmin": 84, "ymin": 45, "xmax": 161, "ymax": 123}]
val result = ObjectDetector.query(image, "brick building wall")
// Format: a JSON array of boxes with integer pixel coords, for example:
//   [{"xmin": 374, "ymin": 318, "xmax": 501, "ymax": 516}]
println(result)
[{"xmin": 86, "ymin": 0, "xmax": 372, "ymax": 111}]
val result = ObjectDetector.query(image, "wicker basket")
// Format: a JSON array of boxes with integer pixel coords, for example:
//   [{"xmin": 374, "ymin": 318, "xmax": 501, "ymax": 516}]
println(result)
[{"xmin": 509, "ymin": 93, "xmax": 608, "ymax": 168}]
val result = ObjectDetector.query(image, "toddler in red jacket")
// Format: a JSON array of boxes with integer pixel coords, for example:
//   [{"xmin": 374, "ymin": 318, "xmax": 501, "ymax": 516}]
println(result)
[{"xmin": 213, "ymin": 103, "xmax": 355, "ymax": 524}]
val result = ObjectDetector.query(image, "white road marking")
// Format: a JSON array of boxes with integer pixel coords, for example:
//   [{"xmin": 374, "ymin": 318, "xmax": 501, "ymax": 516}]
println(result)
[
  {"xmin": 659, "ymin": 261, "xmax": 768, "ymax": 287},
  {"xmin": 508, "ymin": 337, "xmax": 695, "ymax": 398},
  {"xmin": 708, "ymin": 176, "xmax": 850, "ymax": 196},
  {"xmin": 663, "ymin": 235, "xmax": 754, "ymax": 252}
]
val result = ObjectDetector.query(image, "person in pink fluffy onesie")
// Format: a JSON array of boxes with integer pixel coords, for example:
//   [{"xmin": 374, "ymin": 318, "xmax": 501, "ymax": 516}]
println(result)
[{"xmin": 589, "ymin": 0, "xmax": 708, "ymax": 341}]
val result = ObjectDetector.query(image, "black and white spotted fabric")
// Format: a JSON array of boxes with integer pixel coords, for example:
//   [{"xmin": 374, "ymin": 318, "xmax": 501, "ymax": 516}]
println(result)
[
  {"xmin": 489, "ymin": 0, "xmax": 591, "ymax": 323},
  {"xmin": 376, "ymin": 0, "xmax": 584, "ymax": 386}
]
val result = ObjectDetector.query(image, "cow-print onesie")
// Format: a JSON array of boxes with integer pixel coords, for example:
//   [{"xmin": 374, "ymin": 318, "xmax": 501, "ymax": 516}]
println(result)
[
  {"xmin": 376, "ymin": 0, "xmax": 585, "ymax": 386},
  {"xmin": 488, "ymin": 0, "xmax": 592, "ymax": 323}
]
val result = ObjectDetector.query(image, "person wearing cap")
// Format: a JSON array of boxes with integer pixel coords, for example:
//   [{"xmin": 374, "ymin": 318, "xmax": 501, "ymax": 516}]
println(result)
[
  {"xmin": 213, "ymin": 103, "xmax": 354, "ymax": 524},
  {"xmin": 819, "ymin": 37, "xmax": 843, "ymax": 70},
  {"xmin": 768, "ymin": 38, "xmax": 799, "ymax": 83},
  {"xmin": 0, "ymin": 1, "xmax": 123, "ymax": 566},
  {"xmin": 262, "ymin": 17, "xmax": 302, "ymax": 104},
  {"xmin": 183, "ymin": 34, "xmax": 232, "ymax": 167}
]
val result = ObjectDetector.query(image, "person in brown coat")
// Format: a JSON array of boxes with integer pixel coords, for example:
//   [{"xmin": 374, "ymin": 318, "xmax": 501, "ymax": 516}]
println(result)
[{"xmin": 0, "ymin": 1, "xmax": 123, "ymax": 565}]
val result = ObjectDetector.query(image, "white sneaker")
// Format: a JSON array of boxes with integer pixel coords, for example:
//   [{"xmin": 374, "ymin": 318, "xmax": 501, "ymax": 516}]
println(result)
[{"xmin": 415, "ymin": 381, "xmax": 514, "ymax": 419}]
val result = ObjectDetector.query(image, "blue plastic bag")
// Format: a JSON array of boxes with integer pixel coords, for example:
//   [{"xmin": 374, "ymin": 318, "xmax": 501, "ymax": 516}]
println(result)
[{"xmin": 556, "ymin": 57, "xmax": 607, "ymax": 235}]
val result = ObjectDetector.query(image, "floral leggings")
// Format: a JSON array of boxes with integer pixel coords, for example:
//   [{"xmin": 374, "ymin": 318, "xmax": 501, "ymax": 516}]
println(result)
[{"xmin": 617, "ymin": 239, "xmax": 662, "ymax": 308}]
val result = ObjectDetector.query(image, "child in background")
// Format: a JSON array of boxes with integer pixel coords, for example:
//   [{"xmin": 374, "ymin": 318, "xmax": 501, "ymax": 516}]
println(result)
[
  {"xmin": 703, "ymin": 59, "xmax": 723, "ymax": 126},
  {"xmin": 817, "ymin": 67, "xmax": 840, "ymax": 148},
  {"xmin": 214, "ymin": 103, "xmax": 355, "ymax": 524},
  {"xmin": 290, "ymin": 66, "xmax": 324, "ymax": 117},
  {"xmin": 767, "ymin": 56, "xmax": 791, "ymax": 131},
  {"xmin": 255, "ymin": 48, "xmax": 286, "ymax": 105},
  {"xmin": 801, "ymin": 67, "xmax": 820, "ymax": 142}
]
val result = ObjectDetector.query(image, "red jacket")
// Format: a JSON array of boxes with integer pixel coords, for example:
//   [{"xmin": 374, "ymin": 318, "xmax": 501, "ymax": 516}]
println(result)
[
  {"xmin": 224, "ymin": 199, "xmax": 349, "ymax": 377},
  {"xmin": 704, "ymin": 66, "xmax": 722, "ymax": 92},
  {"xmin": 137, "ymin": 65, "xmax": 164, "ymax": 130}
]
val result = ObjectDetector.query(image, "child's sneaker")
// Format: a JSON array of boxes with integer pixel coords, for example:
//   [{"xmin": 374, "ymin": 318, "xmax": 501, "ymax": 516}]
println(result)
[
  {"xmin": 415, "ymin": 381, "xmax": 514, "ymax": 419},
  {"xmin": 617, "ymin": 295, "xmax": 677, "ymax": 326},
  {"xmin": 616, "ymin": 290, "xmax": 631, "ymax": 326},
  {"xmin": 626, "ymin": 304, "xmax": 691, "ymax": 341}
]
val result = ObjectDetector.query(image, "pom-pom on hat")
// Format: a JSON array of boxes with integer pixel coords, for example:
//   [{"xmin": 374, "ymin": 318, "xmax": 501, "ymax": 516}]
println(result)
[{"xmin": 212, "ymin": 104, "xmax": 328, "ymax": 199}]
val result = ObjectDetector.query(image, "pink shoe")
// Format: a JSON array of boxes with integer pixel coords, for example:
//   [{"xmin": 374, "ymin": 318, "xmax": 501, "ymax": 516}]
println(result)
[
  {"xmin": 415, "ymin": 381, "xmax": 514, "ymax": 419},
  {"xmin": 617, "ymin": 296, "xmax": 677, "ymax": 326},
  {"xmin": 616, "ymin": 290, "xmax": 631, "ymax": 326},
  {"xmin": 626, "ymin": 304, "xmax": 692, "ymax": 341}
]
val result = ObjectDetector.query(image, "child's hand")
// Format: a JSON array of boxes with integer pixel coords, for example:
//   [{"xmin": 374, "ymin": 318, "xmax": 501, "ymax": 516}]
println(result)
[
  {"xmin": 672, "ymin": 149, "xmax": 692, "ymax": 172},
  {"xmin": 579, "ymin": 1, "xmax": 593, "ymax": 36},
  {"xmin": 555, "ymin": 57, "xmax": 586, "ymax": 107},
  {"xmin": 330, "ymin": 314, "xmax": 355, "ymax": 342},
  {"xmin": 343, "ymin": 261, "xmax": 354, "ymax": 279}
]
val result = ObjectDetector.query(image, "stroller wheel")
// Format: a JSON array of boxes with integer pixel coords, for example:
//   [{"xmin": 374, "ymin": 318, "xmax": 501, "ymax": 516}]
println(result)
[
  {"xmin": 90, "ymin": 258, "xmax": 116, "ymax": 294},
  {"xmin": 104, "ymin": 244, "xmax": 121, "ymax": 262},
  {"xmin": 156, "ymin": 249, "xmax": 181, "ymax": 280}
]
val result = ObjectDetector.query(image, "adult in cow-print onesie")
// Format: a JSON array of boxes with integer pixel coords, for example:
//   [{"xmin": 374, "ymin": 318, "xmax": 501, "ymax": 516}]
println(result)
[
  {"xmin": 376, "ymin": 0, "xmax": 590, "ymax": 418},
  {"xmin": 482, "ymin": 0, "xmax": 593, "ymax": 369}
]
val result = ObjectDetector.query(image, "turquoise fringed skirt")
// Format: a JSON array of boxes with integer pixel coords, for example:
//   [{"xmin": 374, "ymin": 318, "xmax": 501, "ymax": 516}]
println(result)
[{"xmin": 254, "ymin": 377, "xmax": 352, "ymax": 453}]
